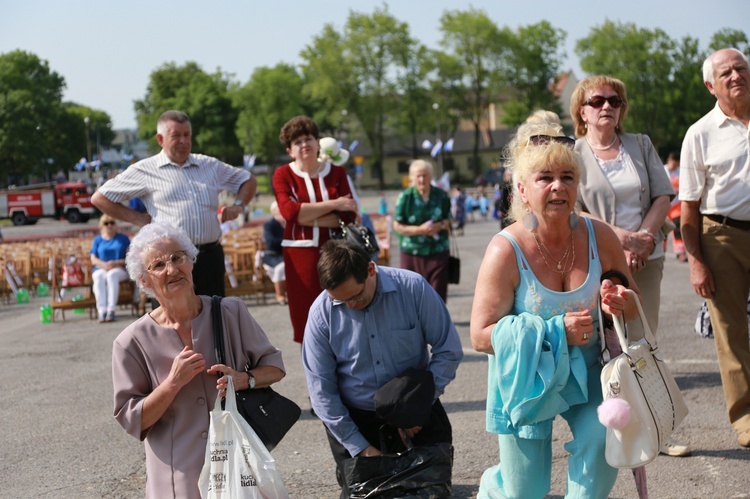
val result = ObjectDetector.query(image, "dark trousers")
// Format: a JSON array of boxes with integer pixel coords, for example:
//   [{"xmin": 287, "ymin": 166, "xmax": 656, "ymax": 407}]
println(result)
[
  {"xmin": 192, "ymin": 241, "xmax": 226, "ymax": 297},
  {"xmin": 399, "ymin": 250, "xmax": 450, "ymax": 302},
  {"xmin": 325, "ymin": 399, "xmax": 452, "ymax": 488}
]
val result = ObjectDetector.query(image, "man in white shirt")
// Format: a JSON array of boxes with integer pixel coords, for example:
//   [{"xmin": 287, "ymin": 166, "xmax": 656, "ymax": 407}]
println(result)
[
  {"xmin": 92, "ymin": 110, "xmax": 256, "ymax": 296},
  {"xmin": 680, "ymin": 48, "xmax": 750, "ymax": 449}
]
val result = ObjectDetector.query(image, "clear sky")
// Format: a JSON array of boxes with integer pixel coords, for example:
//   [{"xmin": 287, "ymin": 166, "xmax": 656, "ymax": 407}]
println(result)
[{"xmin": 1, "ymin": 0, "xmax": 747, "ymax": 130}]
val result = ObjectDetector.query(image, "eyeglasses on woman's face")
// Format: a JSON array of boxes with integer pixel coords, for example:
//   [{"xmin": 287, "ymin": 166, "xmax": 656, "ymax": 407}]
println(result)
[
  {"xmin": 583, "ymin": 95, "xmax": 624, "ymax": 109},
  {"xmin": 146, "ymin": 250, "xmax": 189, "ymax": 275},
  {"xmin": 102, "ymin": 221, "xmax": 116, "ymax": 226},
  {"xmin": 527, "ymin": 135, "xmax": 576, "ymax": 149}
]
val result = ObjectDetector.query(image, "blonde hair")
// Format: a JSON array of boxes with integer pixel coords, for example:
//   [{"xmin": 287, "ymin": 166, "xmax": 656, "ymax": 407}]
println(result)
[
  {"xmin": 569, "ymin": 75, "xmax": 629, "ymax": 138},
  {"xmin": 99, "ymin": 214, "xmax": 116, "ymax": 227},
  {"xmin": 504, "ymin": 112, "xmax": 582, "ymax": 222}
]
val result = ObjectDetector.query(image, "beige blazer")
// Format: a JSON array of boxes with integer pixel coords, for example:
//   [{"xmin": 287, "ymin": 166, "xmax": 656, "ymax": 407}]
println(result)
[{"xmin": 575, "ymin": 133, "xmax": 675, "ymax": 245}]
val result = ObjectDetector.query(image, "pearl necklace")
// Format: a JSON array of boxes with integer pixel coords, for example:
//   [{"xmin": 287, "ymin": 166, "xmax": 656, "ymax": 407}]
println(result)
[
  {"xmin": 534, "ymin": 230, "xmax": 576, "ymax": 278},
  {"xmin": 585, "ymin": 135, "xmax": 618, "ymax": 151}
]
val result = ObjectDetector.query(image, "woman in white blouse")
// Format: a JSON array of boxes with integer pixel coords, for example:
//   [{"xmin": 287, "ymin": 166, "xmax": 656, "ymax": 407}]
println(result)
[{"xmin": 570, "ymin": 76, "xmax": 687, "ymax": 459}]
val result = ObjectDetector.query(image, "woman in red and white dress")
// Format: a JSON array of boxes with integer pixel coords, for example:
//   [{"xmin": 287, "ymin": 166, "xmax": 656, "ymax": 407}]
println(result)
[{"xmin": 273, "ymin": 116, "xmax": 358, "ymax": 344}]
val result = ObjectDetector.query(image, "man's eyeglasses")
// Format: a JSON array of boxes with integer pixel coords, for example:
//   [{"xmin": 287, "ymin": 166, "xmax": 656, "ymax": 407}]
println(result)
[
  {"xmin": 147, "ymin": 250, "xmax": 189, "ymax": 275},
  {"xmin": 329, "ymin": 282, "xmax": 367, "ymax": 306},
  {"xmin": 102, "ymin": 221, "xmax": 116, "ymax": 226},
  {"xmin": 583, "ymin": 95, "xmax": 624, "ymax": 109},
  {"xmin": 527, "ymin": 135, "xmax": 576, "ymax": 149}
]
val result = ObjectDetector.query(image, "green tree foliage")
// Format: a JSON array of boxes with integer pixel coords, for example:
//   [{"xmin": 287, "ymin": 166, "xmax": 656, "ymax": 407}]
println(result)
[
  {"xmin": 66, "ymin": 104, "xmax": 115, "ymax": 159},
  {"xmin": 232, "ymin": 64, "xmax": 306, "ymax": 163},
  {"xmin": 0, "ymin": 50, "xmax": 67, "ymax": 182},
  {"xmin": 708, "ymin": 28, "xmax": 749, "ymax": 53},
  {"xmin": 134, "ymin": 62, "xmax": 241, "ymax": 163},
  {"xmin": 301, "ymin": 4, "xmax": 412, "ymax": 189},
  {"xmin": 501, "ymin": 21, "xmax": 566, "ymax": 127},
  {"xmin": 438, "ymin": 7, "xmax": 509, "ymax": 176},
  {"xmin": 393, "ymin": 43, "xmax": 434, "ymax": 159}
]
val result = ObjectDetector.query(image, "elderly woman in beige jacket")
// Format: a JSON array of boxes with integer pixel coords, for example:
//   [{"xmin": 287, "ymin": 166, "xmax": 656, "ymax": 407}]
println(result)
[
  {"xmin": 112, "ymin": 221, "xmax": 285, "ymax": 498},
  {"xmin": 571, "ymin": 76, "xmax": 688, "ymax": 459}
]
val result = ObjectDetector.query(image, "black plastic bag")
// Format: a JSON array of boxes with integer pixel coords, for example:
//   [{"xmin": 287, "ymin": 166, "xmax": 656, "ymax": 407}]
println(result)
[{"xmin": 342, "ymin": 442, "xmax": 453, "ymax": 498}]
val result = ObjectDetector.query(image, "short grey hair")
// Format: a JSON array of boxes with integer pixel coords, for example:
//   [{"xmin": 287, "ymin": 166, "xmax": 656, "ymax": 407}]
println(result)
[
  {"xmin": 126, "ymin": 221, "xmax": 198, "ymax": 297},
  {"xmin": 409, "ymin": 159, "xmax": 434, "ymax": 178},
  {"xmin": 703, "ymin": 48, "xmax": 748, "ymax": 85},
  {"xmin": 156, "ymin": 110, "xmax": 191, "ymax": 136}
]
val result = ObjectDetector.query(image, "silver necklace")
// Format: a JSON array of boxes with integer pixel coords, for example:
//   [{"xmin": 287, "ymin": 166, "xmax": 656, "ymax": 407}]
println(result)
[{"xmin": 585, "ymin": 135, "xmax": 618, "ymax": 151}]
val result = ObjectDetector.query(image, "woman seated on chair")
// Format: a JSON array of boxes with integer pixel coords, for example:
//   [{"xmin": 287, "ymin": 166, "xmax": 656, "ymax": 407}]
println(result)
[
  {"xmin": 90, "ymin": 215, "xmax": 131, "ymax": 323},
  {"xmin": 263, "ymin": 201, "xmax": 287, "ymax": 305}
]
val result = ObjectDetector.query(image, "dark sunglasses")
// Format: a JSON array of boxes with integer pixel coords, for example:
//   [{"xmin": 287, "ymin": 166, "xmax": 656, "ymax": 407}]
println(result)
[
  {"xmin": 527, "ymin": 135, "xmax": 576, "ymax": 149},
  {"xmin": 583, "ymin": 95, "xmax": 624, "ymax": 109},
  {"xmin": 102, "ymin": 221, "xmax": 116, "ymax": 226}
]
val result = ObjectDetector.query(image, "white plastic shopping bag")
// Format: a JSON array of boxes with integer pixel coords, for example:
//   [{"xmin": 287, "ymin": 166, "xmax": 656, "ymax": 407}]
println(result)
[{"xmin": 199, "ymin": 376, "xmax": 288, "ymax": 498}]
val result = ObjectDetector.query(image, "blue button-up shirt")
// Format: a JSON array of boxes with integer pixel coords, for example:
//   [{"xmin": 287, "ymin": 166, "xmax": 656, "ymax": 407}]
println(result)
[{"xmin": 303, "ymin": 265, "xmax": 463, "ymax": 457}]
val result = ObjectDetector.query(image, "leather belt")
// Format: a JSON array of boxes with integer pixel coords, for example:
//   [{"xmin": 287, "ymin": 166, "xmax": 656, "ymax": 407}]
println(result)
[
  {"xmin": 196, "ymin": 240, "xmax": 221, "ymax": 251},
  {"xmin": 705, "ymin": 214, "xmax": 750, "ymax": 231}
]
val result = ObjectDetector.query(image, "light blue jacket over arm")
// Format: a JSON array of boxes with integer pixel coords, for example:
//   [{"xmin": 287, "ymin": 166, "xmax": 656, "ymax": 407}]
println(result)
[{"xmin": 486, "ymin": 312, "xmax": 588, "ymax": 439}]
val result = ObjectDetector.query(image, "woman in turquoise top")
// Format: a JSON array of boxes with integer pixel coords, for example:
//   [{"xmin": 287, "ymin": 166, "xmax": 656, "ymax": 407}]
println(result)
[
  {"xmin": 470, "ymin": 115, "xmax": 640, "ymax": 498},
  {"xmin": 393, "ymin": 159, "xmax": 452, "ymax": 301}
]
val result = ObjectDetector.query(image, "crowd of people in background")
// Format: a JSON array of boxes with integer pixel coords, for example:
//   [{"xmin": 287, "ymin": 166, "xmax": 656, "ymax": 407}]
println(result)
[{"xmin": 6, "ymin": 46, "xmax": 737, "ymax": 498}]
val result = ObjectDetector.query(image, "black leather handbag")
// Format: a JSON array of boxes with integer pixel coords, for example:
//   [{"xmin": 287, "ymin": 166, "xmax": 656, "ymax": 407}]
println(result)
[
  {"xmin": 448, "ymin": 228, "xmax": 460, "ymax": 285},
  {"xmin": 211, "ymin": 296, "xmax": 301, "ymax": 451},
  {"xmin": 334, "ymin": 218, "xmax": 380, "ymax": 256}
]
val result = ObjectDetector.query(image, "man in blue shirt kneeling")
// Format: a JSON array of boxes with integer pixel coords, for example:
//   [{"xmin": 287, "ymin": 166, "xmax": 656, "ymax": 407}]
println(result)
[{"xmin": 303, "ymin": 239, "xmax": 463, "ymax": 492}]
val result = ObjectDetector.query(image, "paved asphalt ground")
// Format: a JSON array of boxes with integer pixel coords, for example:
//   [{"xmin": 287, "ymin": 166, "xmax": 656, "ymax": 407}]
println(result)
[{"xmin": 1, "ymin": 193, "xmax": 748, "ymax": 498}]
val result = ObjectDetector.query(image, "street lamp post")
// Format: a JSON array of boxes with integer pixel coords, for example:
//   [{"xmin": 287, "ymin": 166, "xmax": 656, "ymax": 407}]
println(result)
[
  {"xmin": 83, "ymin": 116, "xmax": 92, "ymax": 163},
  {"xmin": 432, "ymin": 103, "xmax": 442, "ymax": 176}
]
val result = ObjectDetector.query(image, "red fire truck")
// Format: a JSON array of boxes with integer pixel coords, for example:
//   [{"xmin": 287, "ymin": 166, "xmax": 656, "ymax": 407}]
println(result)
[{"xmin": 0, "ymin": 182, "xmax": 97, "ymax": 225}]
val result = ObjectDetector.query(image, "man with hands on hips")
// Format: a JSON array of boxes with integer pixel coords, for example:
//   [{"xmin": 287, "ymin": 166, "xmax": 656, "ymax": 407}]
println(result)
[{"xmin": 92, "ymin": 110, "xmax": 256, "ymax": 297}]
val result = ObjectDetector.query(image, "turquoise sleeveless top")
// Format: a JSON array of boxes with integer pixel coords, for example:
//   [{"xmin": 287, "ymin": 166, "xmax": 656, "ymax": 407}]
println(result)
[{"xmin": 499, "ymin": 217, "xmax": 601, "ymax": 364}]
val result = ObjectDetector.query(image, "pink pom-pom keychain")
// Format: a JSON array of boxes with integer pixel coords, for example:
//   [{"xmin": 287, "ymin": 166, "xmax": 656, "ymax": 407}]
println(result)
[{"xmin": 598, "ymin": 397, "xmax": 632, "ymax": 429}]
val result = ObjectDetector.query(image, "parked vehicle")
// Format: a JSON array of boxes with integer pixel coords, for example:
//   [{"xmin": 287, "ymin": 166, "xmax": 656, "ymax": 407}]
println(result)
[{"xmin": 0, "ymin": 182, "xmax": 96, "ymax": 225}]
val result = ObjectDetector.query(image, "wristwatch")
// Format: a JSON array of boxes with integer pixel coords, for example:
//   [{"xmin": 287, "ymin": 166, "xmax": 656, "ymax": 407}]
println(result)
[
  {"xmin": 246, "ymin": 370, "xmax": 256, "ymax": 389},
  {"xmin": 233, "ymin": 199, "xmax": 245, "ymax": 208}
]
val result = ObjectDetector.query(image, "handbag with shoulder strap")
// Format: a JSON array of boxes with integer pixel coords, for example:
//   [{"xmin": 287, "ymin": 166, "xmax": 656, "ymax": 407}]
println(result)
[
  {"xmin": 211, "ymin": 296, "xmax": 301, "ymax": 451},
  {"xmin": 598, "ymin": 290, "xmax": 688, "ymax": 468}
]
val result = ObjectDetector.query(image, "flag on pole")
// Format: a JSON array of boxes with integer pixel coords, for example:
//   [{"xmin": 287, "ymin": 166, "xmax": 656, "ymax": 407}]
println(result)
[
  {"xmin": 430, "ymin": 140, "xmax": 443, "ymax": 158},
  {"xmin": 444, "ymin": 138, "xmax": 454, "ymax": 152}
]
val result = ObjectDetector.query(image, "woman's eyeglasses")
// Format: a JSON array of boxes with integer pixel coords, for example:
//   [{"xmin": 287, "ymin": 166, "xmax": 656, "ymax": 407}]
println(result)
[
  {"xmin": 147, "ymin": 250, "xmax": 189, "ymax": 275},
  {"xmin": 102, "ymin": 221, "xmax": 116, "ymax": 226},
  {"xmin": 583, "ymin": 95, "xmax": 624, "ymax": 109},
  {"xmin": 527, "ymin": 135, "xmax": 576, "ymax": 149}
]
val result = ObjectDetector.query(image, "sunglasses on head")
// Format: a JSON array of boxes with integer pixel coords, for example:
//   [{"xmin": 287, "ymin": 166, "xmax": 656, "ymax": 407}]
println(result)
[
  {"xmin": 527, "ymin": 135, "xmax": 576, "ymax": 149},
  {"xmin": 583, "ymin": 95, "xmax": 624, "ymax": 109}
]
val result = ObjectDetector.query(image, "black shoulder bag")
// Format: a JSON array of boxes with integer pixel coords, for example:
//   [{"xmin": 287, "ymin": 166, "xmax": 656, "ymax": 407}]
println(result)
[
  {"xmin": 448, "ymin": 226, "xmax": 461, "ymax": 285},
  {"xmin": 211, "ymin": 295, "xmax": 301, "ymax": 451},
  {"xmin": 333, "ymin": 217, "xmax": 380, "ymax": 256}
]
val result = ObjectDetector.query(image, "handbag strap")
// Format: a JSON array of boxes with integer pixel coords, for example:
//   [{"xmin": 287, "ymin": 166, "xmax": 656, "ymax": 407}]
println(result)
[
  {"xmin": 211, "ymin": 295, "xmax": 225, "ymax": 368},
  {"xmin": 449, "ymin": 225, "xmax": 460, "ymax": 258},
  {"xmin": 609, "ymin": 289, "xmax": 658, "ymax": 356}
]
